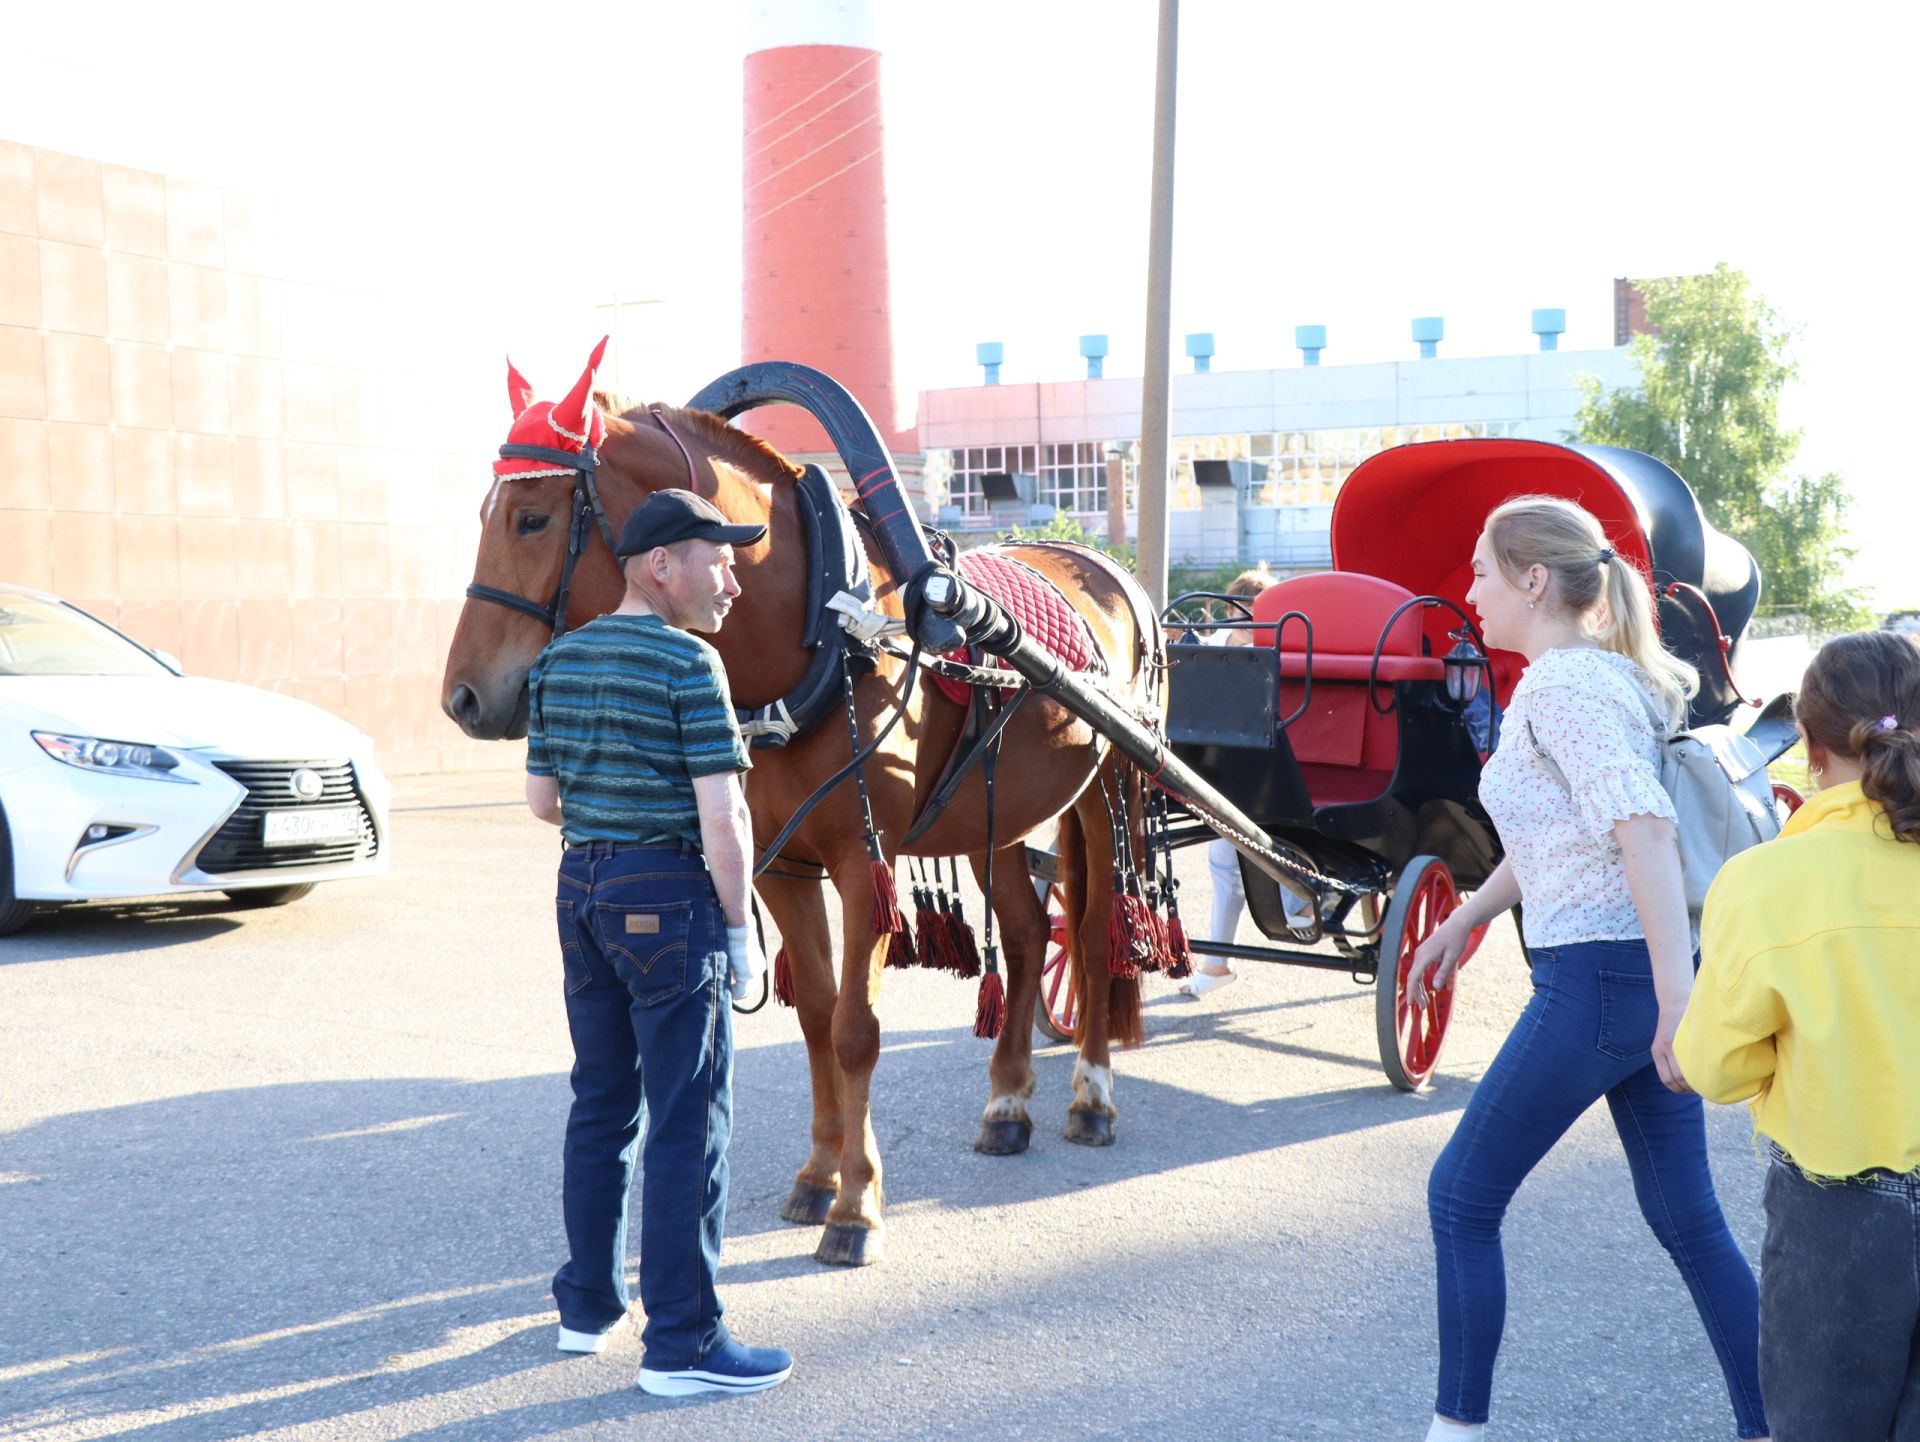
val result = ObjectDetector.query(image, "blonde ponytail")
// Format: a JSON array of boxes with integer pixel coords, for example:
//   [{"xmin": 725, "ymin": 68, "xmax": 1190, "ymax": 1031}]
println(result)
[{"xmin": 1486, "ymin": 494, "xmax": 1698, "ymax": 726}]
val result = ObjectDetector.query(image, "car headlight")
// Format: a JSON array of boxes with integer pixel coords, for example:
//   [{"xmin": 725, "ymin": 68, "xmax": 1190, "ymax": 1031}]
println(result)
[{"xmin": 32, "ymin": 731, "xmax": 193, "ymax": 783}]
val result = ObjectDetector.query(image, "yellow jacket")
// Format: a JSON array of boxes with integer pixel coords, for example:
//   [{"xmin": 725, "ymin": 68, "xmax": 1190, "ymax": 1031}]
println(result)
[{"xmin": 1675, "ymin": 780, "xmax": 1920, "ymax": 1178}]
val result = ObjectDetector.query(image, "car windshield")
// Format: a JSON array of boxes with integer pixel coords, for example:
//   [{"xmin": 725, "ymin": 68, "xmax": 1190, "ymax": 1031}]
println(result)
[{"xmin": 0, "ymin": 593, "xmax": 175, "ymax": 678}]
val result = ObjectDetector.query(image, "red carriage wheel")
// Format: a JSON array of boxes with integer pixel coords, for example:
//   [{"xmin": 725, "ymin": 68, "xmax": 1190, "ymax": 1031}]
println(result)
[
  {"xmin": 1772, "ymin": 781, "xmax": 1805, "ymax": 822},
  {"xmin": 1034, "ymin": 883, "xmax": 1079, "ymax": 1043},
  {"xmin": 1375, "ymin": 855, "xmax": 1486, "ymax": 1092}
]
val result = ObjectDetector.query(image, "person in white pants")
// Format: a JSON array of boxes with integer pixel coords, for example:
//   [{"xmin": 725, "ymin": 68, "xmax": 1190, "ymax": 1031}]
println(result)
[{"xmin": 1179, "ymin": 567, "xmax": 1274, "ymax": 998}]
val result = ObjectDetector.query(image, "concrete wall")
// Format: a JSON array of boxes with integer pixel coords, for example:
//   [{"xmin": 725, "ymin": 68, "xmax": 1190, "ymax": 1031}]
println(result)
[{"xmin": 0, "ymin": 141, "xmax": 503, "ymax": 775}]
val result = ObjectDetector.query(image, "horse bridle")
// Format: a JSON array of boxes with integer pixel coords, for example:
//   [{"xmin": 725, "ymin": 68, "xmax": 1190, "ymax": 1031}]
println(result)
[{"xmin": 463, "ymin": 411, "xmax": 703, "ymax": 640}]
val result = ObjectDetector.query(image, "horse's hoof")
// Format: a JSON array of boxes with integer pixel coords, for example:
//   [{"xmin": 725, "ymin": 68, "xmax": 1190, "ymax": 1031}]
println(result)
[
  {"xmin": 1063, "ymin": 1109, "xmax": 1116, "ymax": 1147},
  {"xmin": 815, "ymin": 1222, "xmax": 884, "ymax": 1267},
  {"xmin": 780, "ymin": 1181, "xmax": 836, "ymax": 1226},
  {"xmin": 975, "ymin": 1118, "xmax": 1034, "ymax": 1156}
]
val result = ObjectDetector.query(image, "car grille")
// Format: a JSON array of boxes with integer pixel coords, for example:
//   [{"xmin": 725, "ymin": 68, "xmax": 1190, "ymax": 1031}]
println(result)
[{"xmin": 193, "ymin": 760, "xmax": 379, "ymax": 875}]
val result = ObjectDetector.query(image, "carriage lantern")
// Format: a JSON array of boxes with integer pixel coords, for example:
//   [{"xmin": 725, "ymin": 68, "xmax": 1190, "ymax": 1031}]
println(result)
[{"xmin": 1443, "ymin": 625, "xmax": 1488, "ymax": 707}]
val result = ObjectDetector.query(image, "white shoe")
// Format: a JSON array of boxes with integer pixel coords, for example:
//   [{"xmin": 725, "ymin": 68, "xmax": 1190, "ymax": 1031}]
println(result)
[
  {"xmin": 558, "ymin": 1315, "xmax": 628, "ymax": 1354},
  {"xmin": 1177, "ymin": 966, "xmax": 1237, "ymax": 997}
]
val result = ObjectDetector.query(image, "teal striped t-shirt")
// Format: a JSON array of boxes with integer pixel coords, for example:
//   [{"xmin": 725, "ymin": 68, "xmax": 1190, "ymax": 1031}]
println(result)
[{"xmin": 525, "ymin": 614, "xmax": 750, "ymax": 847}]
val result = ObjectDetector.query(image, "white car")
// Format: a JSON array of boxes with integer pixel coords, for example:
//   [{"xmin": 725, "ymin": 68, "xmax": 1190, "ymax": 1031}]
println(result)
[{"xmin": 0, "ymin": 584, "xmax": 390, "ymax": 935}]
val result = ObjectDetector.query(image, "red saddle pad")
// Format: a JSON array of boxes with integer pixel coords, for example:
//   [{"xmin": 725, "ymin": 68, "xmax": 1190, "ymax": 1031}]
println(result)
[{"xmin": 929, "ymin": 549, "xmax": 1096, "ymax": 707}]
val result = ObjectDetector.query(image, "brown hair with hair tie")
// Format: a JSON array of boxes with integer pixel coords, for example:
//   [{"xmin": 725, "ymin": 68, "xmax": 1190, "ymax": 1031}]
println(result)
[{"xmin": 1794, "ymin": 631, "xmax": 1920, "ymax": 845}]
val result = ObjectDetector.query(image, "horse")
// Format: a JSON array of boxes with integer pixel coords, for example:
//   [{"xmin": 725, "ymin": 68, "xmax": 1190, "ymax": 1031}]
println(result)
[{"xmin": 442, "ymin": 341, "xmax": 1163, "ymax": 1266}]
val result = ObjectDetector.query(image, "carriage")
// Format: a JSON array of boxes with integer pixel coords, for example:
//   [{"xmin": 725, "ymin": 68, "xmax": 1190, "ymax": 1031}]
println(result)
[
  {"xmin": 1034, "ymin": 437, "xmax": 1800, "ymax": 1090},
  {"xmin": 447, "ymin": 354, "xmax": 1801, "ymax": 1265}
]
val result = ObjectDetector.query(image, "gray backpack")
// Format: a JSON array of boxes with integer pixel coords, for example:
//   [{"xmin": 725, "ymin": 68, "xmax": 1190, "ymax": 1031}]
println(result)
[{"xmin": 1529, "ymin": 682, "xmax": 1781, "ymax": 920}]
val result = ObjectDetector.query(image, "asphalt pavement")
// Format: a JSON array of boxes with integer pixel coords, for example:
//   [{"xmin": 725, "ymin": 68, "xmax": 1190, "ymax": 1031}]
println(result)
[{"xmin": 0, "ymin": 769, "xmax": 1769, "ymax": 1441}]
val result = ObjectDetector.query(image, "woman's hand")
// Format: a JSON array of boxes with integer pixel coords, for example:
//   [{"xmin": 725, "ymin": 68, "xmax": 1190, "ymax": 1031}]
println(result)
[
  {"xmin": 1405, "ymin": 914, "xmax": 1473, "ymax": 1011},
  {"xmin": 1652, "ymin": 1004, "xmax": 1693, "ymax": 1094}
]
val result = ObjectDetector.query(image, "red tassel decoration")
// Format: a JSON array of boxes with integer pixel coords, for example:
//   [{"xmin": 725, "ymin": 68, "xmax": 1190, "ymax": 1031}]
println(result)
[
  {"xmin": 869, "ymin": 858, "xmax": 904, "ymax": 937},
  {"xmin": 948, "ymin": 909, "xmax": 983, "ymax": 979},
  {"xmin": 1108, "ymin": 895, "xmax": 1137, "ymax": 978},
  {"xmin": 912, "ymin": 887, "xmax": 944, "ymax": 970},
  {"xmin": 973, "ymin": 966, "xmax": 1006, "ymax": 1039},
  {"xmin": 1166, "ymin": 911, "xmax": 1194, "ymax": 980},
  {"xmin": 885, "ymin": 923, "xmax": 917, "ymax": 970},
  {"xmin": 773, "ymin": 946, "xmax": 796, "ymax": 1008}
]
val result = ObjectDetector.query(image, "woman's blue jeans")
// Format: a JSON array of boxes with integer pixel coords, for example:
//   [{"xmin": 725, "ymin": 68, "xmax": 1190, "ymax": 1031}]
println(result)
[
  {"xmin": 1426, "ymin": 939, "xmax": 1768, "ymax": 1437},
  {"xmin": 550, "ymin": 842, "xmax": 733, "ymax": 1369}
]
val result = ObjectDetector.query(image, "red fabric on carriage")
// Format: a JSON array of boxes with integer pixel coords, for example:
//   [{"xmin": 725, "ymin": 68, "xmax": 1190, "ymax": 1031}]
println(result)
[
  {"xmin": 1250, "ymin": 572, "xmax": 1429, "ymax": 806},
  {"xmin": 929, "ymin": 549, "xmax": 1096, "ymax": 707}
]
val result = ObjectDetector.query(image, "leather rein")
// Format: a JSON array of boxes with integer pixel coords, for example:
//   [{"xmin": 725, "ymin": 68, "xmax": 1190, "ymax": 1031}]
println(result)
[{"xmin": 463, "ymin": 409, "xmax": 699, "ymax": 640}]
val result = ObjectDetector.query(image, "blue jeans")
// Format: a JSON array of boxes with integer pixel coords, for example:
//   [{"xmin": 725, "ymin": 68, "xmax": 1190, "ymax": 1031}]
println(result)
[
  {"xmin": 1427, "ymin": 939, "xmax": 1768, "ymax": 1437},
  {"xmin": 551, "ymin": 842, "xmax": 733, "ymax": 1369},
  {"xmin": 1760, "ymin": 1146, "xmax": 1920, "ymax": 1441}
]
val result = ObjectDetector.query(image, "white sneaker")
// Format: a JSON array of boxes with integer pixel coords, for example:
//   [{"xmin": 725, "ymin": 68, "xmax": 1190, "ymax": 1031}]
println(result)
[
  {"xmin": 1176, "ymin": 966, "xmax": 1237, "ymax": 997},
  {"xmin": 557, "ymin": 1315, "xmax": 628, "ymax": 1354}
]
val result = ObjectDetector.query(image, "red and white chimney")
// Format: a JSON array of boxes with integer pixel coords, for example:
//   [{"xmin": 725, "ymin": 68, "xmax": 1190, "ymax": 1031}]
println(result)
[{"xmin": 742, "ymin": 0, "xmax": 916, "ymax": 473}]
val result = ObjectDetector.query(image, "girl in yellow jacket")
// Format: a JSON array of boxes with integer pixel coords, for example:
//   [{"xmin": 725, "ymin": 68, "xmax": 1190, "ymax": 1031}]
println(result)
[{"xmin": 1675, "ymin": 630, "xmax": 1920, "ymax": 1442}]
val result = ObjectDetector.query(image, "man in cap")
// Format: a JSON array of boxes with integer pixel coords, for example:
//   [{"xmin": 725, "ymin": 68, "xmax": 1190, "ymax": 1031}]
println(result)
[{"xmin": 524, "ymin": 488, "xmax": 792, "ymax": 1396}]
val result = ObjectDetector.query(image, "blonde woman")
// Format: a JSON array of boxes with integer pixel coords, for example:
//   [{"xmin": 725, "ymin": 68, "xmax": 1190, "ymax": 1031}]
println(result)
[
  {"xmin": 1677, "ymin": 632, "xmax": 1920, "ymax": 1440},
  {"xmin": 1405, "ymin": 497, "xmax": 1767, "ymax": 1441}
]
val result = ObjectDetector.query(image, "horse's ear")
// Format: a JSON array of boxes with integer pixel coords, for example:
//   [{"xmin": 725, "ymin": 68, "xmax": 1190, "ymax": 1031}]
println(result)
[
  {"xmin": 507, "ymin": 358, "xmax": 536, "ymax": 418},
  {"xmin": 550, "ymin": 336, "xmax": 610, "ymax": 445}
]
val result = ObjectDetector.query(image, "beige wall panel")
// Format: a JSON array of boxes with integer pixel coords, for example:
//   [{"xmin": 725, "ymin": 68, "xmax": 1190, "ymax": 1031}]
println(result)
[
  {"xmin": 47, "ymin": 423, "xmax": 113, "ymax": 512},
  {"xmin": 105, "ymin": 252, "xmax": 170, "ymax": 343},
  {"xmin": 179, "ymin": 597, "xmax": 240, "ymax": 676},
  {"xmin": 50, "ymin": 511, "xmax": 116, "ymax": 596},
  {"xmin": 0, "ymin": 233, "xmax": 39, "ymax": 328},
  {"xmin": 0, "ymin": 511, "xmax": 53, "ymax": 589},
  {"xmin": 168, "ymin": 347, "xmax": 230, "ymax": 433},
  {"xmin": 117, "ymin": 599, "xmax": 182, "ymax": 660},
  {"xmin": 34, "ymin": 151, "xmax": 102, "ymax": 246},
  {"xmin": 0, "ymin": 416, "xmax": 49, "ymax": 511},
  {"xmin": 111, "ymin": 426, "xmax": 175, "ymax": 515},
  {"xmin": 101, "ymin": 165, "xmax": 168, "ymax": 258},
  {"xmin": 108, "ymin": 340, "xmax": 174, "ymax": 430},
  {"xmin": 164, "ymin": 178, "xmax": 223, "ymax": 267},
  {"xmin": 173, "ymin": 432, "xmax": 235, "ymax": 515},
  {"xmin": 232, "ymin": 437, "xmax": 288, "ymax": 520},
  {"xmin": 177, "ymin": 517, "xmax": 240, "ymax": 598},
  {"xmin": 44, "ymin": 333, "xmax": 111, "ymax": 423},
  {"xmin": 115, "ymin": 514, "xmax": 181, "ymax": 600},
  {"xmin": 39, "ymin": 240, "xmax": 107, "ymax": 335},
  {"xmin": 0, "ymin": 141, "xmax": 35, "ymax": 236},
  {"xmin": 0, "ymin": 323, "xmax": 47, "ymax": 418},
  {"xmin": 16, "ymin": 143, "xmax": 512, "ymax": 774}
]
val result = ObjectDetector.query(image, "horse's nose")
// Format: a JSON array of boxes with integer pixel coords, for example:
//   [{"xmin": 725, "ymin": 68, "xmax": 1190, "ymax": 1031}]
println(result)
[{"xmin": 447, "ymin": 683, "xmax": 481, "ymax": 730}]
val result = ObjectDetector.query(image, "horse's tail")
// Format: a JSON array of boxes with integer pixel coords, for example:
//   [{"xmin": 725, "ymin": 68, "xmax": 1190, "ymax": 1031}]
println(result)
[{"xmin": 1060, "ymin": 781, "xmax": 1144, "ymax": 1051}]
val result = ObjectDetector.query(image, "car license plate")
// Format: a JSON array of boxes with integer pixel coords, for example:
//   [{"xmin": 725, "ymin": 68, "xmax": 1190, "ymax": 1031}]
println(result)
[{"xmin": 262, "ymin": 807, "xmax": 362, "ymax": 846}]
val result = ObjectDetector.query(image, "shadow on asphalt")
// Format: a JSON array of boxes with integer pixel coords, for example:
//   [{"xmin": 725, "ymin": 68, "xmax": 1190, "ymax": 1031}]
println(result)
[
  {"xmin": 0, "ymin": 999, "xmax": 1469, "ymax": 1440},
  {"xmin": 0, "ymin": 900, "xmax": 250, "ymax": 962}
]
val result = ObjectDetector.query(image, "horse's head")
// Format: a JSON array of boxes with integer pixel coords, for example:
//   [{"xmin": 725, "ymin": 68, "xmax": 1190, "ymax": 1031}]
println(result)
[
  {"xmin": 443, "ymin": 339, "xmax": 804, "ymax": 740},
  {"xmin": 442, "ymin": 339, "xmax": 620, "ymax": 739}
]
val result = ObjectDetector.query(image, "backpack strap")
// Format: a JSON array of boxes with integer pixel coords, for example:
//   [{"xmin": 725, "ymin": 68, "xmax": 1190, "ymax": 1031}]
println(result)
[{"xmin": 1524, "ymin": 669, "xmax": 1672, "ymax": 795}]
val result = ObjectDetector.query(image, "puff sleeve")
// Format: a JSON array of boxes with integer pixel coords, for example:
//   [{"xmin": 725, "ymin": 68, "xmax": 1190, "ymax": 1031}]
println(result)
[{"xmin": 1527, "ymin": 680, "xmax": 1675, "ymax": 840}]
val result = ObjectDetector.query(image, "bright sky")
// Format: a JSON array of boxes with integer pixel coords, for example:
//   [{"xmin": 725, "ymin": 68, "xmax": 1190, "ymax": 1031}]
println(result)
[{"xmin": 6, "ymin": 0, "xmax": 1913, "ymax": 605}]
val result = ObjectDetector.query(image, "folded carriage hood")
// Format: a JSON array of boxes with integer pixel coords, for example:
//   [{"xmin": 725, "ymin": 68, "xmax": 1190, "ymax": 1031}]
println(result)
[{"xmin": 0, "ymin": 676, "xmax": 368, "ymax": 756}]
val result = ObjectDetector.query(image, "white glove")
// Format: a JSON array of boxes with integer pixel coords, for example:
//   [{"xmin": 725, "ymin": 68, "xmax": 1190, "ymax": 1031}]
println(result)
[{"xmin": 725, "ymin": 924, "xmax": 765, "ymax": 1001}]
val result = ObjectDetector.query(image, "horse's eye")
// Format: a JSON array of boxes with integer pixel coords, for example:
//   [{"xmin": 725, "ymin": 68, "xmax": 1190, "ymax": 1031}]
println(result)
[{"xmin": 517, "ymin": 512, "xmax": 551, "ymax": 536}]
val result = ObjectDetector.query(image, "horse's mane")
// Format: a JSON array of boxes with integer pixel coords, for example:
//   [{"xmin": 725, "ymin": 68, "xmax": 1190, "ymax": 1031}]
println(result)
[{"xmin": 596, "ymin": 390, "xmax": 804, "ymax": 483}]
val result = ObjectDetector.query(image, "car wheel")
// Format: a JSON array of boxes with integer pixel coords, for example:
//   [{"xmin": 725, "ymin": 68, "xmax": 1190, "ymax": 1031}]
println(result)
[
  {"xmin": 0, "ymin": 808, "xmax": 36, "ymax": 937},
  {"xmin": 221, "ymin": 883, "xmax": 317, "ymax": 909}
]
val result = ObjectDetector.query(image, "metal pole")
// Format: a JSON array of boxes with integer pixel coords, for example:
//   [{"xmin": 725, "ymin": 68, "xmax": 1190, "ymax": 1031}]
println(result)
[{"xmin": 1135, "ymin": 0, "xmax": 1179, "ymax": 610}]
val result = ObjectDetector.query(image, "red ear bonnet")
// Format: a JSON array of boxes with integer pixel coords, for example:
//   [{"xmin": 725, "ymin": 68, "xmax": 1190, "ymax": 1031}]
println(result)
[{"xmin": 493, "ymin": 337, "xmax": 611, "ymax": 480}]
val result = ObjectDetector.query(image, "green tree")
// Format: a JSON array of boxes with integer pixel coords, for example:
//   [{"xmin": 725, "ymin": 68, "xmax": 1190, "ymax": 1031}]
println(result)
[{"xmin": 1574, "ymin": 264, "xmax": 1866, "ymax": 629}]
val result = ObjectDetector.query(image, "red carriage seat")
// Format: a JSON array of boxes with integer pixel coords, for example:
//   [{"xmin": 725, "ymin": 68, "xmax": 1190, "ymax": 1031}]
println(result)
[{"xmin": 1250, "ymin": 573, "xmax": 1445, "ymax": 807}]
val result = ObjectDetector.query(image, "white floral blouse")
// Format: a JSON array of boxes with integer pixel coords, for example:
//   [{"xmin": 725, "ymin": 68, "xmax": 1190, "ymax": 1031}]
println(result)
[{"xmin": 1478, "ymin": 646, "xmax": 1677, "ymax": 948}]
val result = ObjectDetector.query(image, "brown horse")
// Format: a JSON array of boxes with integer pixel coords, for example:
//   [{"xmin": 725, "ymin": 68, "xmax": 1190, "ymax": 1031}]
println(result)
[{"xmin": 442, "ymin": 347, "xmax": 1161, "ymax": 1266}]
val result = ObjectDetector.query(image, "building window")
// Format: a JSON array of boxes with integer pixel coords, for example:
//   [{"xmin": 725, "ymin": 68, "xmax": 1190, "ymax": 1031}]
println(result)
[
  {"xmin": 944, "ymin": 445, "xmax": 1036, "ymax": 517},
  {"xmin": 1039, "ymin": 442, "xmax": 1108, "ymax": 516}
]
